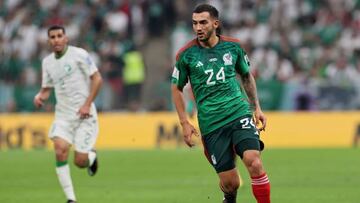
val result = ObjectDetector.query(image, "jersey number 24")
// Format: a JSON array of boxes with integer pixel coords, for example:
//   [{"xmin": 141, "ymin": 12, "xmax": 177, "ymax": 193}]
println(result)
[{"xmin": 204, "ymin": 67, "xmax": 225, "ymax": 85}]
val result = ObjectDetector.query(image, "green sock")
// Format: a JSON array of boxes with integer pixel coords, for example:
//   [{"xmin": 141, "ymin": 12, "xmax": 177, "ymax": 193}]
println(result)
[{"xmin": 56, "ymin": 160, "xmax": 68, "ymax": 167}]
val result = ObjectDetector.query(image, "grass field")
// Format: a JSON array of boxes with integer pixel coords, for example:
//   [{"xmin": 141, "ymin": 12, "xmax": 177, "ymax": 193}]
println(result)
[{"xmin": 0, "ymin": 148, "xmax": 359, "ymax": 203}]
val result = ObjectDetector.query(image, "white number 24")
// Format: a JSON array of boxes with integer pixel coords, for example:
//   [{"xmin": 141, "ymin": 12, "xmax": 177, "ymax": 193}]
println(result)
[
  {"xmin": 204, "ymin": 67, "xmax": 225, "ymax": 85},
  {"xmin": 240, "ymin": 117, "xmax": 259, "ymax": 135}
]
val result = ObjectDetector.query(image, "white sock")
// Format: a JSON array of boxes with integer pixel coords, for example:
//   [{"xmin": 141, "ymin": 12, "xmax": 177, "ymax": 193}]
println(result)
[
  {"xmin": 88, "ymin": 150, "xmax": 96, "ymax": 166},
  {"xmin": 56, "ymin": 164, "xmax": 76, "ymax": 201}
]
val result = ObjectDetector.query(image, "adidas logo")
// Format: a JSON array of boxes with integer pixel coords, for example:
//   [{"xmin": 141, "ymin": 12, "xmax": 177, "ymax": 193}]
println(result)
[{"xmin": 196, "ymin": 61, "xmax": 203, "ymax": 67}]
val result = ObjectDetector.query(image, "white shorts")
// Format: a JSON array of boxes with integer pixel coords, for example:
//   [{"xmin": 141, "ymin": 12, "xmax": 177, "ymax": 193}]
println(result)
[{"xmin": 49, "ymin": 116, "xmax": 99, "ymax": 153}]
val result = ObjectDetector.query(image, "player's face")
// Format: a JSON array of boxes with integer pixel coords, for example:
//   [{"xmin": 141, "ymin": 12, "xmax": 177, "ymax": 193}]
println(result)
[
  {"xmin": 48, "ymin": 29, "xmax": 68, "ymax": 53},
  {"xmin": 192, "ymin": 12, "xmax": 219, "ymax": 42}
]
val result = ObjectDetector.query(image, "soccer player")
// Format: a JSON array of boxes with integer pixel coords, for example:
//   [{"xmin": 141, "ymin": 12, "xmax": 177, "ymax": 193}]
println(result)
[
  {"xmin": 171, "ymin": 4, "xmax": 270, "ymax": 203},
  {"xmin": 353, "ymin": 123, "xmax": 360, "ymax": 148},
  {"xmin": 34, "ymin": 25, "xmax": 102, "ymax": 203}
]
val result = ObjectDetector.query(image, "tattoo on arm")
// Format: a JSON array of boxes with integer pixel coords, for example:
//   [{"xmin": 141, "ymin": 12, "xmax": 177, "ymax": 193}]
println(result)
[{"xmin": 241, "ymin": 73, "xmax": 260, "ymax": 110}]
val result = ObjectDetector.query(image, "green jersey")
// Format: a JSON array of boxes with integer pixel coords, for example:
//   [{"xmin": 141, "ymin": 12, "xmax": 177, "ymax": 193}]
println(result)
[{"xmin": 171, "ymin": 35, "xmax": 253, "ymax": 135}]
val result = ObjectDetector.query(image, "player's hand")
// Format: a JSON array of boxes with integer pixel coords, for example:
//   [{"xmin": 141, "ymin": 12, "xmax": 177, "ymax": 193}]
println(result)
[
  {"xmin": 181, "ymin": 121, "xmax": 199, "ymax": 147},
  {"xmin": 33, "ymin": 93, "xmax": 45, "ymax": 108},
  {"xmin": 78, "ymin": 104, "xmax": 91, "ymax": 119},
  {"xmin": 254, "ymin": 108, "xmax": 267, "ymax": 132}
]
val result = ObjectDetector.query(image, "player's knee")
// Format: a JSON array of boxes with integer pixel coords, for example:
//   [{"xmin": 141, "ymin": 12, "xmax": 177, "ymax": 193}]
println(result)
[
  {"xmin": 222, "ymin": 178, "xmax": 240, "ymax": 193},
  {"xmin": 74, "ymin": 157, "xmax": 88, "ymax": 168},
  {"xmin": 55, "ymin": 148, "xmax": 68, "ymax": 161},
  {"xmin": 247, "ymin": 158, "xmax": 264, "ymax": 176}
]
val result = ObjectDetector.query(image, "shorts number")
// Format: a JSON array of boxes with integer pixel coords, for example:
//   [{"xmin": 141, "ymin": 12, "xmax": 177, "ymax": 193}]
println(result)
[
  {"xmin": 240, "ymin": 118, "xmax": 259, "ymax": 135},
  {"xmin": 240, "ymin": 117, "xmax": 255, "ymax": 129}
]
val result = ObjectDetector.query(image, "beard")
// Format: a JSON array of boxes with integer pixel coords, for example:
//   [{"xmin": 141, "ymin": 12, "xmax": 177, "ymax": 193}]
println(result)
[{"xmin": 197, "ymin": 30, "xmax": 214, "ymax": 42}]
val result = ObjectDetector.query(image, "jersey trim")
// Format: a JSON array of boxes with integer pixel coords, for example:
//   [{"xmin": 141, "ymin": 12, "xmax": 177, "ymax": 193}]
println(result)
[
  {"xmin": 175, "ymin": 39, "xmax": 198, "ymax": 61},
  {"xmin": 55, "ymin": 45, "xmax": 68, "ymax": 59},
  {"xmin": 219, "ymin": 35, "xmax": 241, "ymax": 44}
]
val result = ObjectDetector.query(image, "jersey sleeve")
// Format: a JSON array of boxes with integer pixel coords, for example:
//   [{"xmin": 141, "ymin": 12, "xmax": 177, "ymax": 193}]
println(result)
[
  {"xmin": 235, "ymin": 45, "xmax": 251, "ymax": 75},
  {"xmin": 41, "ymin": 60, "xmax": 54, "ymax": 88},
  {"xmin": 171, "ymin": 53, "xmax": 188, "ymax": 90},
  {"xmin": 77, "ymin": 48, "xmax": 98, "ymax": 76}
]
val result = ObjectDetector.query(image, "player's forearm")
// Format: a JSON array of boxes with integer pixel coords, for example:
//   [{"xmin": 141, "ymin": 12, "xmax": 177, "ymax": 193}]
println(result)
[
  {"xmin": 241, "ymin": 73, "xmax": 261, "ymax": 111},
  {"xmin": 171, "ymin": 85, "xmax": 190, "ymax": 125},
  {"xmin": 84, "ymin": 71, "xmax": 103, "ymax": 106}
]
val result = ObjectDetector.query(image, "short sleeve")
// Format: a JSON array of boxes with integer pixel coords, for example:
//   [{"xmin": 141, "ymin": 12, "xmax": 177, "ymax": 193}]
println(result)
[
  {"xmin": 235, "ymin": 46, "xmax": 250, "ymax": 75},
  {"xmin": 171, "ymin": 53, "xmax": 188, "ymax": 90},
  {"xmin": 41, "ymin": 60, "xmax": 54, "ymax": 88},
  {"xmin": 78, "ymin": 48, "xmax": 98, "ymax": 76}
]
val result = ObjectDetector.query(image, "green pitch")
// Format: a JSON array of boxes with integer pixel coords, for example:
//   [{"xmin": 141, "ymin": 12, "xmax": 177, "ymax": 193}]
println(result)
[{"xmin": 0, "ymin": 148, "xmax": 359, "ymax": 203}]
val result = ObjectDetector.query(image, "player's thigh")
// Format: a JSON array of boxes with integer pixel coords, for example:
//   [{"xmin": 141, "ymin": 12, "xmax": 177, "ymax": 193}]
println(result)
[
  {"xmin": 74, "ymin": 116, "xmax": 99, "ymax": 153},
  {"xmin": 231, "ymin": 116, "xmax": 263, "ymax": 158},
  {"xmin": 49, "ymin": 120, "xmax": 74, "ymax": 160},
  {"xmin": 49, "ymin": 120, "xmax": 74, "ymax": 146},
  {"xmin": 202, "ymin": 126, "xmax": 236, "ymax": 173}
]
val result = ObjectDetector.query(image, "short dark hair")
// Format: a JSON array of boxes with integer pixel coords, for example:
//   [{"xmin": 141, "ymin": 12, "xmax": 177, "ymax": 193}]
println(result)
[
  {"xmin": 193, "ymin": 4, "xmax": 219, "ymax": 19},
  {"xmin": 47, "ymin": 25, "xmax": 66, "ymax": 36}
]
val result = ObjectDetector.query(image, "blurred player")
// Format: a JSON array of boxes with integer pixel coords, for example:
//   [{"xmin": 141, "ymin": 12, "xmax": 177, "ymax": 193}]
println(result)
[
  {"xmin": 171, "ymin": 4, "xmax": 270, "ymax": 203},
  {"xmin": 34, "ymin": 25, "xmax": 102, "ymax": 203},
  {"xmin": 353, "ymin": 123, "xmax": 360, "ymax": 148}
]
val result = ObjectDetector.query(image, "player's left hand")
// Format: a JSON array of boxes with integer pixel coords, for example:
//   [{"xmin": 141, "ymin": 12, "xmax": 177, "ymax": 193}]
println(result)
[
  {"xmin": 78, "ymin": 104, "xmax": 91, "ymax": 119},
  {"xmin": 254, "ymin": 108, "xmax": 267, "ymax": 132}
]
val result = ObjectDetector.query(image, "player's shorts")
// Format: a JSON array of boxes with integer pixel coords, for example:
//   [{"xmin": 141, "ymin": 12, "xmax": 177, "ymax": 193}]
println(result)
[
  {"xmin": 48, "ymin": 116, "xmax": 99, "ymax": 153},
  {"xmin": 201, "ymin": 115, "xmax": 264, "ymax": 173}
]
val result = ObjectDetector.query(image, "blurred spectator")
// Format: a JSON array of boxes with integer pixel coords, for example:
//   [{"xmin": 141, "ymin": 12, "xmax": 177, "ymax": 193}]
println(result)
[
  {"xmin": 122, "ymin": 47, "xmax": 145, "ymax": 111},
  {"xmin": 14, "ymin": 67, "xmax": 38, "ymax": 112},
  {"xmin": 0, "ymin": 80, "xmax": 15, "ymax": 112},
  {"xmin": 1, "ymin": 0, "xmax": 360, "ymax": 112}
]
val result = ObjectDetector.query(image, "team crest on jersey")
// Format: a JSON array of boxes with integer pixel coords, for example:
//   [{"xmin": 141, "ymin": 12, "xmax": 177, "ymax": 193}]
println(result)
[
  {"xmin": 64, "ymin": 64, "xmax": 72, "ymax": 73},
  {"xmin": 223, "ymin": 53, "xmax": 232, "ymax": 66}
]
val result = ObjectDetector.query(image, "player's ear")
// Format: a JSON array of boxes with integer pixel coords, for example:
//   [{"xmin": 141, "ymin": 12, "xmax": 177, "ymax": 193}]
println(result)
[{"xmin": 213, "ymin": 19, "xmax": 219, "ymax": 29}]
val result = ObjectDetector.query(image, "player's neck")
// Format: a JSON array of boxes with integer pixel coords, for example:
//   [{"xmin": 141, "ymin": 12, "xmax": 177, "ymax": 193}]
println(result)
[
  {"xmin": 199, "ymin": 34, "xmax": 219, "ymax": 48},
  {"xmin": 55, "ymin": 45, "xmax": 68, "ymax": 59}
]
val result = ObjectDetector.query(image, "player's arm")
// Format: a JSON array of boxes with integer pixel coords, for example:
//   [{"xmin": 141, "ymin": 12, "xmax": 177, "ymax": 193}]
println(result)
[
  {"xmin": 240, "ymin": 72, "xmax": 266, "ymax": 131},
  {"xmin": 78, "ymin": 71, "xmax": 102, "ymax": 119},
  {"xmin": 171, "ymin": 84, "xmax": 198, "ymax": 147},
  {"xmin": 171, "ymin": 54, "xmax": 198, "ymax": 147},
  {"xmin": 34, "ymin": 87, "xmax": 52, "ymax": 108},
  {"xmin": 35, "ymin": 60, "xmax": 53, "ymax": 108}
]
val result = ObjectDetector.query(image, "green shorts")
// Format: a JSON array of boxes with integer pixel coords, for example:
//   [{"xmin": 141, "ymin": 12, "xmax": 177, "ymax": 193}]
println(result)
[{"xmin": 201, "ymin": 115, "xmax": 264, "ymax": 173}]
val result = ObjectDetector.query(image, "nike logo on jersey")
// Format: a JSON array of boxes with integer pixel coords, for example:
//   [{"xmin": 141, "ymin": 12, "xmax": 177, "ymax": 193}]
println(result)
[{"xmin": 209, "ymin": 58, "xmax": 218, "ymax": 62}]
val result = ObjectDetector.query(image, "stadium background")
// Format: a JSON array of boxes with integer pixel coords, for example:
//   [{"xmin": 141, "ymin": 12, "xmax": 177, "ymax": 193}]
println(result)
[{"xmin": 0, "ymin": 0, "xmax": 360, "ymax": 203}]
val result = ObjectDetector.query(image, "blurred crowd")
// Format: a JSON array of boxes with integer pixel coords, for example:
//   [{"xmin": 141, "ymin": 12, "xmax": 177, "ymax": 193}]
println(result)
[{"xmin": 0, "ymin": 0, "xmax": 360, "ymax": 113}]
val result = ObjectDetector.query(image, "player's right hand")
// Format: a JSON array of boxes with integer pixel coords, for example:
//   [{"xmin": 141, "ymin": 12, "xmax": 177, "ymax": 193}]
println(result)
[
  {"xmin": 33, "ymin": 93, "xmax": 44, "ymax": 108},
  {"xmin": 181, "ymin": 121, "xmax": 199, "ymax": 148}
]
